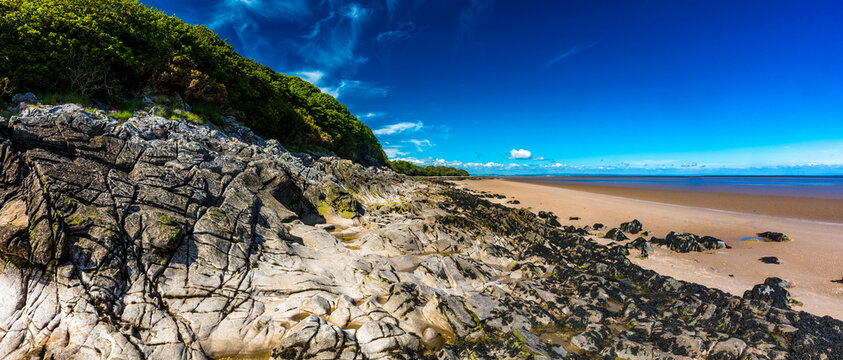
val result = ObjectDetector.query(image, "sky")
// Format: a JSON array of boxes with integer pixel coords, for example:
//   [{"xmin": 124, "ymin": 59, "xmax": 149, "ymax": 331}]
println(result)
[{"xmin": 141, "ymin": 0, "xmax": 843, "ymax": 175}]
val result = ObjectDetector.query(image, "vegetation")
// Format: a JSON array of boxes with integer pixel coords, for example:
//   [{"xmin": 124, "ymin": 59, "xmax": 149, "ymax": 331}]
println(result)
[
  {"xmin": 388, "ymin": 160, "xmax": 470, "ymax": 177},
  {"xmin": 0, "ymin": 0, "xmax": 387, "ymax": 165}
]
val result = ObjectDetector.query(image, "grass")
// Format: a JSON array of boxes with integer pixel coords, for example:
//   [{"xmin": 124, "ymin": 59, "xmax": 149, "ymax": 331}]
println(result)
[
  {"xmin": 111, "ymin": 110, "xmax": 133, "ymax": 121},
  {"xmin": 191, "ymin": 101, "xmax": 222, "ymax": 126},
  {"xmin": 40, "ymin": 92, "xmax": 91, "ymax": 107}
]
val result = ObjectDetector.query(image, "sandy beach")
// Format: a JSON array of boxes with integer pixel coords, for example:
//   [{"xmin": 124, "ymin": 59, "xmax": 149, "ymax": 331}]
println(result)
[{"xmin": 456, "ymin": 178, "xmax": 843, "ymax": 320}]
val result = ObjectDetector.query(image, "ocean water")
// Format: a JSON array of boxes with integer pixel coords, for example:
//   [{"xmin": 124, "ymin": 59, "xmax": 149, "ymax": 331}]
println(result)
[{"xmin": 512, "ymin": 176, "xmax": 843, "ymax": 200}]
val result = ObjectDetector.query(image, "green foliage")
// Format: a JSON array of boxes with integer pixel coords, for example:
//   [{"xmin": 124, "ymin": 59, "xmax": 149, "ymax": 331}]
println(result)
[
  {"xmin": 40, "ymin": 92, "xmax": 90, "ymax": 107},
  {"xmin": 0, "ymin": 0, "xmax": 387, "ymax": 165},
  {"xmin": 190, "ymin": 101, "xmax": 221, "ymax": 126},
  {"xmin": 388, "ymin": 160, "xmax": 470, "ymax": 177},
  {"xmin": 111, "ymin": 110, "xmax": 132, "ymax": 121}
]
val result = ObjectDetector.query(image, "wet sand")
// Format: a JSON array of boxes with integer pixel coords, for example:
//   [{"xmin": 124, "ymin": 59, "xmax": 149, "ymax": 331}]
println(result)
[{"xmin": 456, "ymin": 178, "xmax": 843, "ymax": 320}]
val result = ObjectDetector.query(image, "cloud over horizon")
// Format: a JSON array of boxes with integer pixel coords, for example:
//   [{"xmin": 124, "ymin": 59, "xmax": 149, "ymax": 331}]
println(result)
[{"xmin": 508, "ymin": 149, "xmax": 532, "ymax": 159}]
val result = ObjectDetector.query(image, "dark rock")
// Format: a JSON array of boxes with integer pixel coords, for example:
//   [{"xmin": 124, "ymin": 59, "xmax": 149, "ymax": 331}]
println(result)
[
  {"xmin": 759, "ymin": 256, "xmax": 781, "ymax": 264},
  {"xmin": 619, "ymin": 219, "xmax": 642, "ymax": 234},
  {"xmin": 651, "ymin": 231, "xmax": 727, "ymax": 253},
  {"xmin": 537, "ymin": 211, "xmax": 551, "ymax": 219},
  {"xmin": 833, "ymin": 278, "xmax": 843, "ymax": 284},
  {"xmin": 505, "ymin": 199, "xmax": 520, "ymax": 204},
  {"xmin": 604, "ymin": 228, "xmax": 628, "ymax": 241},
  {"xmin": 743, "ymin": 277, "xmax": 792, "ymax": 309},
  {"xmin": 592, "ymin": 223, "xmax": 606, "ymax": 231},
  {"xmin": 757, "ymin": 231, "xmax": 790, "ymax": 242},
  {"xmin": 569, "ymin": 216, "xmax": 580, "ymax": 220},
  {"xmin": 11, "ymin": 92, "xmax": 38, "ymax": 103},
  {"xmin": 629, "ymin": 237, "xmax": 653, "ymax": 258}
]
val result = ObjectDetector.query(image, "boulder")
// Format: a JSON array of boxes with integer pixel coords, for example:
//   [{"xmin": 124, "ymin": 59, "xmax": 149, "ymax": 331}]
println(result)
[
  {"xmin": 743, "ymin": 277, "xmax": 792, "ymax": 309},
  {"xmin": 619, "ymin": 219, "xmax": 642, "ymax": 234},
  {"xmin": 604, "ymin": 228, "xmax": 628, "ymax": 241},
  {"xmin": 757, "ymin": 231, "xmax": 790, "ymax": 242},
  {"xmin": 759, "ymin": 256, "xmax": 781, "ymax": 264},
  {"xmin": 651, "ymin": 232, "xmax": 727, "ymax": 253},
  {"xmin": 592, "ymin": 223, "xmax": 606, "ymax": 231},
  {"xmin": 629, "ymin": 237, "xmax": 653, "ymax": 258}
]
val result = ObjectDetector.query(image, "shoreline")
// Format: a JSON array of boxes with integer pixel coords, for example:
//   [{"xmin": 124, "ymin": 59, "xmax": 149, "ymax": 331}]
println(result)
[
  {"xmin": 456, "ymin": 178, "xmax": 843, "ymax": 320},
  {"xmin": 510, "ymin": 178, "xmax": 843, "ymax": 223}
]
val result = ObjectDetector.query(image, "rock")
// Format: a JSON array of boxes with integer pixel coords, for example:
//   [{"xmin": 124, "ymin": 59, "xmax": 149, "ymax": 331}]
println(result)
[
  {"xmin": 757, "ymin": 231, "xmax": 790, "ymax": 242},
  {"xmin": 743, "ymin": 277, "xmax": 792, "ymax": 309},
  {"xmin": 619, "ymin": 219, "xmax": 642, "ymax": 234},
  {"xmin": 11, "ymin": 92, "xmax": 38, "ymax": 103},
  {"xmin": 759, "ymin": 256, "xmax": 782, "ymax": 264},
  {"xmin": 709, "ymin": 337, "xmax": 747, "ymax": 360},
  {"xmin": 832, "ymin": 278, "xmax": 843, "ymax": 284},
  {"xmin": 592, "ymin": 223, "xmax": 606, "ymax": 231},
  {"xmin": 537, "ymin": 211, "xmax": 552, "ymax": 219},
  {"xmin": 569, "ymin": 216, "xmax": 580, "ymax": 220},
  {"xmin": 0, "ymin": 105, "xmax": 841, "ymax": 360},
  {"xmin": 604, "ymin": 228, "xmax": 628, "ymax": 241},
  {"xmin": 629, "ymin": 237, "xmax": 653, "ymax": 258},
  {"xmin": 651, "ymin": 231, "xmax": 727, "ymax": 253},
  {"xmin": 505, "ymin": 199, "xmax": 520, "ymax": 204}
]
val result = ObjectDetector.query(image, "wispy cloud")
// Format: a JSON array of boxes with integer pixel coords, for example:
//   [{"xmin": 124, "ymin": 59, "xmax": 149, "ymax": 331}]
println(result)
[
  {"xmin": 508, "ymin": 148, "xmax": 532, "ymax": 159},
  {"xmin": 294, "ymin": 70, "xmax": 325, "ymax": 84},
  {"xmin": 373, "ymin": 121, "xmax": 424, "ymax": 135},
  {"xmin": 407, "ymin": 139, "xmax": 433, "ymax": 151},
  {"xmin": 384, "ymin": 147, "xmax": 409, "ymax": 158},
  {"xmin": 321, "ymin": 79, "xmax": 389, "ymax": 99},
  {"xmin": 359, "ymin": 112, "xmax": 385, "ymax": 119},
  {"xmin": 377, "ymin": 22, "xmax": 416, "ymax": 43},
  {"xmin": 547, "ymin": 42, "xmax": 598, "ymax": 66}
]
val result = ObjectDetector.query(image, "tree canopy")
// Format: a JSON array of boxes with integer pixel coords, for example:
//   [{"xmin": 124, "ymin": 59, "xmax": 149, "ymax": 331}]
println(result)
[
  {"xmin": 0, "ymin": 0, "xmax": 387, "ymax": 165},
  {"xmin": 388, "ymin": 160, "xmax": 469, "ymax": 177}
]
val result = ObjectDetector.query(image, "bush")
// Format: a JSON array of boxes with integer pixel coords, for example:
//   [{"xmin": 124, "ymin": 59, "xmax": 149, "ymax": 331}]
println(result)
[
  {"xmin": 388, "ymin": 160, "xmax": 470, "ymax": 177},
  {"xmin": 0, "ymin": 0, "xmax": 387, "ymax": 166}
]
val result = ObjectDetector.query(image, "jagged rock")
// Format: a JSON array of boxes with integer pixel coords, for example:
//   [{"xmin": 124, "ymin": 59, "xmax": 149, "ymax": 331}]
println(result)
[
  {"xmin": 592, "ymin": 223, "xmax": 606, "ymax": 231},
  {"xmin": 620, "ymin": 219, "xmax": 642, "ymax": 234},
  {"xmin": 709, "ymin": 337, "xmax": 747, "ymax": 359},
  {"xmin": 759, "ymin": 256, "xmax": 782, "ymax": 264},
  {"xmin": 758, "ymin": 231, "xmax": 790, "ymax": 242},
  {"xmin": 743, "ymin": 277, "xmax": 792, "ymax": 309},
  {"xmin": 629, "ymin": 237, "xmax": 654, "ymax": 258},
  {"xmin": 651, "ymin": 232, "xmax": 727, "ymax": 253},
  {"xmin": 0, "ymin": 105, "xmax": 841, "ymax": 360},
  {"xmin": 604, "ymin": 228, "xmax": 628, "ymax": 241}
]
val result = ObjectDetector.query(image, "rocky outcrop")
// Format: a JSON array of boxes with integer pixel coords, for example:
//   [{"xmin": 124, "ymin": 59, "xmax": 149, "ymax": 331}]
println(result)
[
  {"xmin": 0, "ymin": 105, "xmax": 841, "ymax": 359},
  {"xmin": 743, "ymin": 277, "xmax": 793, "ymax": 309},
  {"xmin": 758, "ymin": 231, "xmax": 790, "ymax": 242},
  {"xmin": 619, "ymin": 219, "xmax": 642, "ymax": 234},
  {"xmin": 604, "ymin": 228, "xmax": 628, "ymax": 241},
  {"xmin": 651, "ymin": 232, "xmax": 728, "ymax": 253}
]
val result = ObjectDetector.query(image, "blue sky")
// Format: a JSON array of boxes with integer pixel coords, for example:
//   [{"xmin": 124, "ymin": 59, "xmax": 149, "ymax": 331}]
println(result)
[{"xmin": 142, "ymin": 0, "xmax": 843, "ymax": 175}]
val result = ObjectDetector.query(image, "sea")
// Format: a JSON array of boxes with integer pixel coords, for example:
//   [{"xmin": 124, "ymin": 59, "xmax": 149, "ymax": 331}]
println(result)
[{"xmin": 507, "ymin": 176, "xmax": 843, "ymax": 200}]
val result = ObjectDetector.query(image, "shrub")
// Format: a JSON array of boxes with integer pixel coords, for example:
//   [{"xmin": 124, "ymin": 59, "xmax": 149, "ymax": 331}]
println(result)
[
  {"xmin": 0, "ymin": 0, "xmax": 387, "ymax": 166},
  {"xmin": 388, "ymin": 160, "xmax": 470, "ymax": 176}
]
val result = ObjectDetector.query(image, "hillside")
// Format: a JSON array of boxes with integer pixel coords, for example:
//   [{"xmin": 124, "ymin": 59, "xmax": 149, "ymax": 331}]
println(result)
[{"xmin": 0, "ymin": 0, "xmax": 387, "ymax": 165}]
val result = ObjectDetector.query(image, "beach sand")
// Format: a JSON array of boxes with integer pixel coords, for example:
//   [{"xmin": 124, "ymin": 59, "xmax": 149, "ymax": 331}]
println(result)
[{"xmin": 455, "ymin": 178, "xmax": 843, "ymax": 320}]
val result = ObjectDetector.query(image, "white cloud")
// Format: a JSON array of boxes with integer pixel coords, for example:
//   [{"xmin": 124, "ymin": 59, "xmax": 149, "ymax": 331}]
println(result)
[
  {"xmin": 383, "ymin": 148, "xmax": 409, "ymax": 158},
  {"xmin": 294, "ymin": 70, "xmax": 325, "ymax": 84},
  {"xmin": 508, "ymin": 149, "xmax": 532, "ymax": 159},
  {"xmin": 321, "ymin": 79, "xmax": 388, "ymax": 99},
  {"xmin": 373, "ymin": 121, "xmax": 423, "ymax": 135},
  {"xmin": 360, "ymin": 112, "xmax": 385, "ymax": 119},
  {"xmin": 407, "ymin": 139, "xmax": 432, "ymax": 151}
]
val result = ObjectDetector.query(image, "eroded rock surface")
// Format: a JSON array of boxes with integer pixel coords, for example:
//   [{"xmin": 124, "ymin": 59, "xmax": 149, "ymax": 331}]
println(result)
[{"xmin": 0, "ymin": 105, "xmax": 841, "ymax": 359}]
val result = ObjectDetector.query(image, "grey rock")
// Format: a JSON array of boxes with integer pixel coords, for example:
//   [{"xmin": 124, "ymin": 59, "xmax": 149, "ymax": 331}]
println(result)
[{"xmin": 11, "ymin": 92, "xmax": 38, "ymax": 103}]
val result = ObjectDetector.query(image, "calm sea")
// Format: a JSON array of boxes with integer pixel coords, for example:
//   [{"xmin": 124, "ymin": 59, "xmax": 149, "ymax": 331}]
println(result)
[{"xmin": 508, "ymin": 176, "xmax": 843, "ymax": 200}]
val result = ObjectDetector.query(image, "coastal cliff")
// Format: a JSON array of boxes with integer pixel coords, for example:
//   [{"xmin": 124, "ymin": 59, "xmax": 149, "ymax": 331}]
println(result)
[{"xmin": 0, "ymin": 105, "xmax": 841, "ymax": 359}]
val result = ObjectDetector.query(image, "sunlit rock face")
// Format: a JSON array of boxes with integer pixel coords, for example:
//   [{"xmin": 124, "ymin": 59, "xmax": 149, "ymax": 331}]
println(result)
[{"xmin": 0, "ymin": 105, "xmax": 841, "ymax": 359}]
